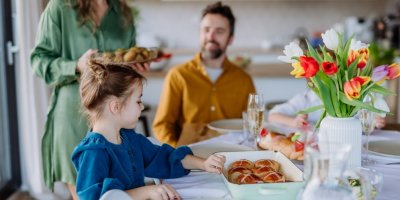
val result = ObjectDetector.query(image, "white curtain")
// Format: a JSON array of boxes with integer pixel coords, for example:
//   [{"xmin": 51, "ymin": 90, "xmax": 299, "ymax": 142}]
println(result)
[{"xmin": 14, "ymin": 0, "xmax": 51, "ymax": 197}]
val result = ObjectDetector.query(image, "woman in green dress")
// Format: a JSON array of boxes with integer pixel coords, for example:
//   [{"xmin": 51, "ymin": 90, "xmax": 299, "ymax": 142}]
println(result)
[{"xmin": 30, "ymin": 0, "xmax": 147, "ymax": 199}]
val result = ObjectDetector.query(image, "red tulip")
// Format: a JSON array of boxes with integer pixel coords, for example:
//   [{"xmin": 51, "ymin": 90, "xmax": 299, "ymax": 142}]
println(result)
[
  {"xmin": 290, "ymin": 56, "xmax": 319, "ymax": 78},
  {"xmin": 300, "ymin": 56, "xmax": 319, "ymax": 78},
  {"xmin": 353, "ymin": 76, "xmax": 371, "ymax": 86},
  {"xmin": 322, "ymin": 61, "xmax": 338, "ymax": 75}
]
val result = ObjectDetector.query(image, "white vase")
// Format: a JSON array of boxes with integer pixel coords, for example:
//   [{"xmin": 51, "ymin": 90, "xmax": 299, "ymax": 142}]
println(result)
[{"xmin": 318, "ymin": 116, "xmax": 362, "ymax": 169}]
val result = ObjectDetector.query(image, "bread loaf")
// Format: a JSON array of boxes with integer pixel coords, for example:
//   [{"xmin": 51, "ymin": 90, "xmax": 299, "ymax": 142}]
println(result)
[{"xmin": 258, "ymin": 132, "xmax": 304, "ymax": 160}]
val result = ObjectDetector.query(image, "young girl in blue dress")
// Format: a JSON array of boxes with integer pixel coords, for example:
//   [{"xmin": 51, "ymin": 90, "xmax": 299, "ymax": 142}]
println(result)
[{"xmin": 72, "ymin": 61, "xmax": 226, "ymax": 200}]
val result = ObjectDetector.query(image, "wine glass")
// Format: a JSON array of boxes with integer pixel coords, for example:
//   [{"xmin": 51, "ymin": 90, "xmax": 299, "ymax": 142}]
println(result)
[
  {"xmin": 247, "ymin": 93, "xmax": 265, "ymax": 150},
  {"xmin": 358, "ymin": 109, "xmax": 376, "ymax": 166}
]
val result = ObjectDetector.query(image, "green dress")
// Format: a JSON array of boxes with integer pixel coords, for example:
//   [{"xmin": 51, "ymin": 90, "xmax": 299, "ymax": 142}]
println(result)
[{"xmin": 30, "ymin": 0, "xmax": 136, "ymax": 190}]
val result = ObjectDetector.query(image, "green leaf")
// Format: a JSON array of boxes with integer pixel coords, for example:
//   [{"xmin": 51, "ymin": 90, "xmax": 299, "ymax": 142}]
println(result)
[
  {"xmin": 297, "ymin": 105, "xmax": 324, "ymax": 114},
  {"xmin": 339, "ymin": 93, "xmax": 388, "ymax": 115},
  {"xmin": 343, "ymin": 34, "xmax": 354, "ymax": 63},
  {"xmin": 312, "ymin": 76, "xmax": 336, "ymax": 117},
  {"xmin": 315, "ymin": 110, "xmax": 327, "ymax": 128},
  {"xmin": 360, "ymin": 62, "xmax": 372, "ymax": 77},
  {"xmin": 319, "ymin": 71, "xmax": 342, "ymax": 117},
  {"xmin": 368, "ymin": 84, "xmax": 397, "ymax": 96},
  {"xmin": 307, "ymin": 41, "xmax": 323, "ymax": 62},
  {"xmin": 347, "ymin": 56, "xmax": 360, "ymax": 79}
]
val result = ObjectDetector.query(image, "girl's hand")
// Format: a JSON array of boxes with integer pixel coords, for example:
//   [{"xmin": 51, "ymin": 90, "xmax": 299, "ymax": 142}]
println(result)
[
  {"xmin": 77, "ymin": 49, "xmax": 98, "ymax": 73},
  {"xmin": 146, "ymin": 184, "xmax": 181, "ymax": 200},
  {"xmin": 203, "ymin": 154, "xmax": 226, "ymax": 174},
  {"xmin": 292, "ymin": 114, "xmax": 308, "ymax": 129}
]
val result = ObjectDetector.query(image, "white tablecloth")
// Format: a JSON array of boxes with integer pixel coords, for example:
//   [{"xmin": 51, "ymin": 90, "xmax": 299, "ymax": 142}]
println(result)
[{"xmin": 163, "ymin": 130, "xmax": 400, "ymax": 200}]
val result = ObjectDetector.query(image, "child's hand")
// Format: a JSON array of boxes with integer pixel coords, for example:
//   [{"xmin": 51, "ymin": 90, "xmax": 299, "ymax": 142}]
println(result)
[
  {"xmin": 145, "ymin": 184, "xmax": 181, "ymax": 200},
  {"xmin": 203, "ymin": 154, "xmax": 226, "ymax": 174},
  {"xmin": 375, "ymin": 116, "xmax": 386, "ymax": 129},
  {"xmin": 292, "ymin": 114, "xmax": 308, "ymax": 129}
]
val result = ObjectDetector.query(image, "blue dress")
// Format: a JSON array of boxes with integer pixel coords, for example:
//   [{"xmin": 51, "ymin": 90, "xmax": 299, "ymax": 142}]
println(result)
[{"xmin": 71, "ymin": 129, "xmax": 193, "ymax": 200}]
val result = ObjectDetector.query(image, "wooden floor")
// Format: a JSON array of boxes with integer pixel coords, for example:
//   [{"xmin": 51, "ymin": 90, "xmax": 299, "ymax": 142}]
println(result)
[{"xmin": 7, "ymin": 191, "xmax": 36, "ymax": 200}]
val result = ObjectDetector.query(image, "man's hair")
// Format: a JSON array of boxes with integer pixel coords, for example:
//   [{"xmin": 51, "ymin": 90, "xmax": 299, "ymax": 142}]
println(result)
[{"xmin": 201, "ymin": 1, "xmax": 235, "ymax": 36}]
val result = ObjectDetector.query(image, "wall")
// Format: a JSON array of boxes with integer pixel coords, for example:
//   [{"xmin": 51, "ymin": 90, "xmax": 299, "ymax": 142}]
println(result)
[{"xmin": 132, "ymin": 0, "xmax": 389, "ymax": 49}]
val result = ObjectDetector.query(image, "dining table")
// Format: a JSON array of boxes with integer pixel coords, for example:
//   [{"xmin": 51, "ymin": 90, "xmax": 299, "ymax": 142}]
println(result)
[{"xmin": 161, "ymin": 127, "xmax": 400, "ymax": 200}]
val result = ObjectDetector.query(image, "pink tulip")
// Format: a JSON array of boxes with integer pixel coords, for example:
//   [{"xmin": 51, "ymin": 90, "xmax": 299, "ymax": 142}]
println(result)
[{"xmin": 371, "ymin": 65, "xmax": 389, "ymax": 83}]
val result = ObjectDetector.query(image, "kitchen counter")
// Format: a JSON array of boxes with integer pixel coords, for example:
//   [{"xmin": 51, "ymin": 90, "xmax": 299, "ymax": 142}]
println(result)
[
  {"xmin": 143, "ymin": 47, "xmax": 292, "ymax": 78},
  {"xmin": 143, "ymin": 63, "xmax": 292, "ymax": 78}
]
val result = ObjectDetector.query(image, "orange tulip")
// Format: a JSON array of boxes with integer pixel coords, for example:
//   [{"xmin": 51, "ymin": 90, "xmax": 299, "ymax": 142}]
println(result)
[
  {"xmin": 290, "ymin": 56, "xmax": 319, "ymax": 78},
  {"xmin": 347, "ymin": 48, "xmax": 369, "ymax": 69},
  {"xmin": 387, "ymin": 63, "xmax": 400, "ymax": 80},
  {"xmin": 344, "ymin": 76, "xmax": 371, "ymax": 100}
]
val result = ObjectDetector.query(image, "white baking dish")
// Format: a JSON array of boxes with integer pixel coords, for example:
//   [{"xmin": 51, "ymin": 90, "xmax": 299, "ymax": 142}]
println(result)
[{"xmin": 216, "ymin": 150, "xmax": 304, "ymax": 200}]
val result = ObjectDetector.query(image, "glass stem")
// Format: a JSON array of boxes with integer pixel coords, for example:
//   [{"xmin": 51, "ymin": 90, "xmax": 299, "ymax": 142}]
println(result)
[{"xmin": 365, "ymin": 133, "xmax": 370, "ymax": 161}]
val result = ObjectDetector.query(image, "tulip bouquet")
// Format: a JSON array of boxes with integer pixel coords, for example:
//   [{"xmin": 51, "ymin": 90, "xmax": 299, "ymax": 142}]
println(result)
[{"xmin": 278, "ymin": 29, "xmax": 400, "ymax": 126}]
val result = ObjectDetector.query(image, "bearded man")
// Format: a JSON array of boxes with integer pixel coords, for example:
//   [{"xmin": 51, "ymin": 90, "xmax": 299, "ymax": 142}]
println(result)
[{"xmin": 153, "ymin": 1, "xmax": 256, "ymax": 147}]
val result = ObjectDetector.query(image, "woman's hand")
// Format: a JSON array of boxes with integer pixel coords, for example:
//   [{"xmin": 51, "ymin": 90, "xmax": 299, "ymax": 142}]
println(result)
[
  {"xmin": 291, "ymin": 114, "xmax": 308, "ymax": 129},
  {"xmin": 76, "ymin": 49, "xmax": 98, "ymax": 73},
  {"xmin": 203, "ymin": 154, "xmax": 226, "ymax": 174},
  {"xmin": 129, "ymin": 62, "xmax": 150, "ymax": 72}
]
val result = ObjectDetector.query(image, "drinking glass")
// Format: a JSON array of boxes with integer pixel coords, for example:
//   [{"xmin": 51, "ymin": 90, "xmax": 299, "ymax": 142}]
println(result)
[
  {"xmin": 241, "ymin": 111, "xmax": 250, "ymax": 144},
  {"xmin": 299, "ymin": 143, "xmax": 357, "ymax": 200},
  {"xmin": 247, "ymin": 93, "xmax": 265, "ymax": 150},
  {"xmin": 358, "ymin": 109, "xmax": 376, "ymax": 166}
]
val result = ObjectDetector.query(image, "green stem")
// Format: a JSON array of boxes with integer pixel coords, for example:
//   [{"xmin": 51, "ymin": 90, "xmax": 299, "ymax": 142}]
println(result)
[
  {"xmin": 315, "ymin": 110, "xmax": 327, "ymax": 128},
  {"xmin": 360, "ymin": 82, "xmax": 376, "ymax": 97}
]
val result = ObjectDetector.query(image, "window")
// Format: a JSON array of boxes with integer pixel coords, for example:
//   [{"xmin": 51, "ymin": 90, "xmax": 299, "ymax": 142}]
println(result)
[{"xmin": 0, "ymin": 0, "xmax": 21, "ymax": 198}]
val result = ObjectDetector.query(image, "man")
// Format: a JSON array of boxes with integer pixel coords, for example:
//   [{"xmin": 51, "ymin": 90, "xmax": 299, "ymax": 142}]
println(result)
[{"xmin": 153, "ymin": 1, "xmax": 256, "ymax": 147}]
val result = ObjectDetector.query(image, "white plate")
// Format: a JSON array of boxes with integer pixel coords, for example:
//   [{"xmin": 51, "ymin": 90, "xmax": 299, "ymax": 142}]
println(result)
[
  {"xmin": 367, "ymin": 140, "xmax": 400, "ymax": 158},
  {"xmin": 190, "ymin": 143, "xmax": 252, "ymax": 158},
  {"xmin": 207, "ymin": 118, "xmax": 243, "ymax": 133}
]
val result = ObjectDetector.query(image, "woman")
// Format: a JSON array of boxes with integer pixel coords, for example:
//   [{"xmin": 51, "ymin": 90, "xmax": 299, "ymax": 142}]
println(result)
[{"xmin": 30, "ymin": 0, "xmax": 148, "ymax": 199}]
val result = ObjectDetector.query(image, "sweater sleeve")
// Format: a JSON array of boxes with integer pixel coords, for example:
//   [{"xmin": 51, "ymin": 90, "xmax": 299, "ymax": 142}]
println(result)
[
  {"xmin": 152, "ymin": 69, "xmax": 184, "ymax": 147},
  {"xmin": 30, "ymin": 2, "xmax": 78, "ymax": 87},
  {"xmin": 73, "ymin": 149, "xmax": 125, "ymax": 200},
  {"xmin": 138, "ymin": 135, "xmax": 193, "ymax": 179}
]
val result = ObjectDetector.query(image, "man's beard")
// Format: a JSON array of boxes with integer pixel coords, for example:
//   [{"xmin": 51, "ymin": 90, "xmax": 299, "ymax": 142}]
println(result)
[{"xmin": 201, "ymin": 41, "xmax": 225, "ymax": 59}]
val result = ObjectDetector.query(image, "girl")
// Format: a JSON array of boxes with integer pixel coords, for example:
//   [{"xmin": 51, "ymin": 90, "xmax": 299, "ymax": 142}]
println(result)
[{"xmin": 72, "ymin": 61, "xmax": 225, "ymax": 200}]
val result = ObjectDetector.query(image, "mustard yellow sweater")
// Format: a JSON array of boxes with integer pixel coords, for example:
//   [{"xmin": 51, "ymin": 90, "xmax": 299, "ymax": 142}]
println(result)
[{"xmin": 153, "ymin": 53, "xmax": 256, "ymax": 147}]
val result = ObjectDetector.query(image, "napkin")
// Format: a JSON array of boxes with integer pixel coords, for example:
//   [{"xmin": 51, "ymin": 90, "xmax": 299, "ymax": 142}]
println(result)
[{"xmin": 162, "ymin": 171, "xmax": 230, "ymax": 199}]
